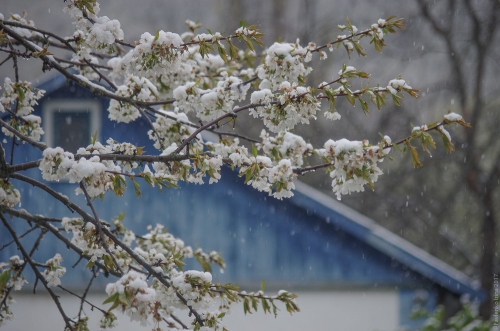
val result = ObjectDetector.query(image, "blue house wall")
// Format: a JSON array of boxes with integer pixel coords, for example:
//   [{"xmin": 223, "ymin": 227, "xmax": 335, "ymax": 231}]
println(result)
[{"xmin": 0, "ymin": 75, "xmax": 481, "ymax": 329}]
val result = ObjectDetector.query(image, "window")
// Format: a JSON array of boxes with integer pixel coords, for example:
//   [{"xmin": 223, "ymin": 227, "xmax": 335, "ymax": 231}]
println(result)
[{"xmin": 43, "ymin": 100, "xmax": 101, "ymax": 153}]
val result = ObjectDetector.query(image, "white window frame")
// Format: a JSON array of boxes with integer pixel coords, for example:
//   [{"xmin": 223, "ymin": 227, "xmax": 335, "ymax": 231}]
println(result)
[{"xmin": 43, "ymin": 99, "xmax": 102, "ymax": 150}]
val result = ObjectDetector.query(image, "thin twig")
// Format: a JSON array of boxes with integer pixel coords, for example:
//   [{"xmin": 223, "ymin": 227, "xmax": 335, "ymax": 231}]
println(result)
[
  {"xmin": 0, "ymin": 226, "xmax": 46, "ymax": 311},
  {"xmin": 79, "ymin": 182, "xmax": 124, "ymax": 275},
  {"xmin": 1, "ymin": 214, "xmax": 75, "ymax": 331},
  {"xmin": 0, "ymin": 206, "xmax": 120, "ymax": 277}
]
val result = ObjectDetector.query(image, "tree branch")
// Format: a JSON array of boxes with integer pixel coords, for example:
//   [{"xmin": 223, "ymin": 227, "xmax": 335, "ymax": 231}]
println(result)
[{"xmin": 0, "ymin": 214, "xmax": 75, "ymax": 331}]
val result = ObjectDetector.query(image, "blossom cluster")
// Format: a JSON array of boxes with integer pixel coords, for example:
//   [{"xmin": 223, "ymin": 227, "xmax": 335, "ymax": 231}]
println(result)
[
  {"xmin": 173, "ymin": 73, "xmax": 250, "ymax": 121},
  {"xmin": 42, "ymin": 254, "xmax": 66, "ymax": 287},
  {"xmin": 250, "ymin": 82, "xmax": 321, "ymax": 132},
  {"xmin": 317, "ymin": 136, "xmax": 391, "ymax": 200},
  {"xmin": 108, "ymin": 76, "xmax": 159, "ymax": 123},
  {"xmin": 62, "ymin": 217, "xmax": 133, "ymax": 271},
  {"xmin": 257, "ymin": 130, "xmax": 313, "ymax": 167},
  {"xmin": 5, "ymin": 13, "xmax": 38, "ymax": 38},
  {"xmin": 0, "ymin": 256, "xmax": 27, "ymax": 326},
  {"xmin": 0, "ymin": 180, "xmax": 21, "ymax": 207},
  {"xmin": 0, "ymin": 78, "xmax": 45, "ymax": 142},
  {"xmin": 147, "ymin": 110, "xmax": 201, "ymax": 152},
  {"xmin": 256, "ymin": 41, "xmax": 313, "ymax": 90},
  {"xmin": 39, "ymin": 143, "xmax": 122, "ymax": 198},
  {"xmin": 122, "ymin": 31, "xmax": 183, "ymax": 78},
  {"xmin": 85, "ymin": 16, "xmax": 123, "ymax": 50}
]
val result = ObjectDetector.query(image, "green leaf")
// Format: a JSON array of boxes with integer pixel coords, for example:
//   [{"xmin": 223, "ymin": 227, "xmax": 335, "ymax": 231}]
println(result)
[
  {"xmin": 406, "ymin": 141, "xmax": 422, "ymax": 168},
  {"xmin": 0, "ymin": 270, "xmax": 11, "ymax": 292},
  {"xmin": 346, "ymin": 93, "xmax": 355, "ymax": 106},
  {"xmin": 251, "ymin": 144, "xmax": 258, "ymax": 157},
  {"xmin": 84, "ymin": 260, "xmax": 95, "ymax": 270},
  {"xmin": 228, "ymin": 42, "xmax": 239, "ymax": 60},
  {"xmin": 392, "ymin": 142, "xmax": 404, "ymax": 154},
  {"xmin": 440, "ymin": 131, "xmax": 455, "ymax": 153},
  {"xmin": 252, "ymin": 298, "xmax": 258, "ymax": 312},
  {"xmin": 358, "ymin": 97, "xmax": 369, "ymax": 114},
  {"xmin": 132, "ymin": 179, "xmax": 141, "ymax": 198},
  {"xmin": 195, "ymin": 255, "xmax": 212, "ymax": 273},
  {"xmin": 16, "ymin": 86, "xmax": 25, "ymax": 102},
  {"xmin": 91, "ymin": 130, "xmax": 98, "ymax": 145},
  {"xmin": 242, "ymin": 36, "xmax": 254, "ymax": 51},
  {"xmin": 260, "ymin": 279, "xmax": 266, "ymax": 291},
  {"xmin": 391, "ymin": 94, "xmax": 402, "ymax": 106},
  {"xmin": 420, "ymin": 132, "xmax": 436, "ymax": 156},
  {"xmin": 244, "ymin": 169, "xmax": 253, "ymax": 184},
  {"xmin": 243, "ymin": 298, "xmax": 250, "ymax": 314},
  {"xmin": 102, "ymin": 292, "xmax": 119, "ymax": 305},
  {"xmin": 346, "ymin": 17, "xmax": 353, "ymax": 30},
  {"xmin": 262, "ymin": 298, "xmax": 270, "ymax": 314},
  {"xmin": 217, "ymin": 43, "xmax": 228, "ymax": 63}
]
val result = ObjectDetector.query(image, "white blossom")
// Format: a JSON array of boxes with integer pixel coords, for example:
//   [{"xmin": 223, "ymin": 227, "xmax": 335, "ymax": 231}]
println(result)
[{"xmin": 43, "ymin": 254, "xmax": 66, "ymax": 288}]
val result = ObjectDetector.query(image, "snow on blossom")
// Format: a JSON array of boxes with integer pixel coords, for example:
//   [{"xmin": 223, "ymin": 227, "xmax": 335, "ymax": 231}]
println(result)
[
  {"xmin": 190, "ymin": 52, "xmax": 226, "ymax": 75},
  {"xmin": 39, "ymin": 147, "xmax": 76, "ymax": 181},
  {"xmin": 267, "ymin": 159, "xmax": 295, "ymax": 199},
  {"xmin": 228, "ymin": 144, "xmax": 251, "ymax": 168},
  {"xmin": 203, "ymin": 155, "xmax": 223, "ymax": 184},
  {"xmin": 108, "ymin": 86, "xmax": 140, "ymax": 123},
  {"xmin": 105, "ymin": 270, "xmax": 156, "ymax": 326},
  {"xmin": 235, "ymin": 26, "xmax": 255, "ymax": 36},
  {"xmin": 205, "ymin": 138, "xmax": 242, "ymax": 159},
  {"xmin": 258, "ymin": 130, "xmax": 312, "ymax": 167},
  {"xmin": 70, "ymin": 42, "xmax": 102, "ymax": 81},
  {"xmin": 437, "ymin": 126, "xmax": 451, "ymax": 142},
  {"xmin": 250, "ymin": 88, "xmax": 273, "ymax": 106},
  {"xmin": 105, "ymin": 138, "xmax": 142, "ymax": 172},
  {"xmin": 250, "ymin": 83, "xmax": 320, "ymax": 133},
  {"xmin": 0, "ymin": 256, "xmax": 27, "ymax": 296},
  {"xmin": 7, "ymin": 13, "xmax": 38, "ymax": 38},
  {"xmin": 443, "ymin": 112, "xmax": 463, "ymax": 122},
  {"xmin": 121, "ymin": 30, "xmax": 183, "ymax": 78},
  {"xmin": 137, "ymin": 224, "xmax": 194, "ymax": 262},
  {"xmin": 173, "ymin": 74, "xmax": 250, "ymax": 122},
  {"xmin": 69, "ymin": 155, "xmax": 121, "ymax": 197},
  {"xmin": 151, "ymin": 143, "xmax": 189, "ymax": 184},
  {"xmin": 194, "ymin": 32, "xmax": 222, "ymax": 43},
  {"xmin": 172, "ymin": 82, "xmax": 203, "ymax": 114},
  {"xmin": 108, "ymin": 76, "xmax": 158, "ymax": 123},
  {"xmin": 163, "ymin": 269, "xmax": 215, "ymax": 311},
  {"xmin": 85, "ymin": 16, "xmax": 124, "ymax": 50},
  {"xmin": 43, "ymin": 254, "xmax": 66, "ymax": 288},
  {"xmin": 0, "ymin": 78, "xmax": 45, "ymax": 116},
  {"xmin": 0, "ymin": 180, "xmax": 21, "ymax": 207},
  {"xmin": 107, "ymin": 56, "xmax": 125, "ymax": 82},
  {"xmin": 338, "ymin": 66, "xmax": 356, "ymax": 76},
  {"xmin": 318, "ymin": 138, "xmax": 386, "ymax": 200},
  {"xmin": 64, "ymin": 0, "xmax": 101, "ymax": 29},
  {"xmin": 256, "ymin": 41, "xmax": 313, "ymax": 90}
]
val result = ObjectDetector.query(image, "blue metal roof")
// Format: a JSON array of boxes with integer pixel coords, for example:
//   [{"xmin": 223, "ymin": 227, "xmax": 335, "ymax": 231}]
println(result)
[{"xmin": 290, "ymin": 181, "xmax": 485, "ymax": 300}]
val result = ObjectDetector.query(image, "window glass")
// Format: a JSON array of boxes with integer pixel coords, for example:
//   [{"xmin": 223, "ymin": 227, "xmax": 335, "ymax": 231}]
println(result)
[
  {"xmin": 43, "ymin": 100, "xmax": 101, "ymax": 155},
  {"xmin": 53, "ymin": 111, "xmax": 91, "ymax": 153}
]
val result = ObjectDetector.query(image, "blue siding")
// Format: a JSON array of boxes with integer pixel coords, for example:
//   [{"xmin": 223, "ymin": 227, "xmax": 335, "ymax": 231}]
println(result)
[{"xmin": 3, "ymin": 166, "xmax": 437, "ymax": 291}]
